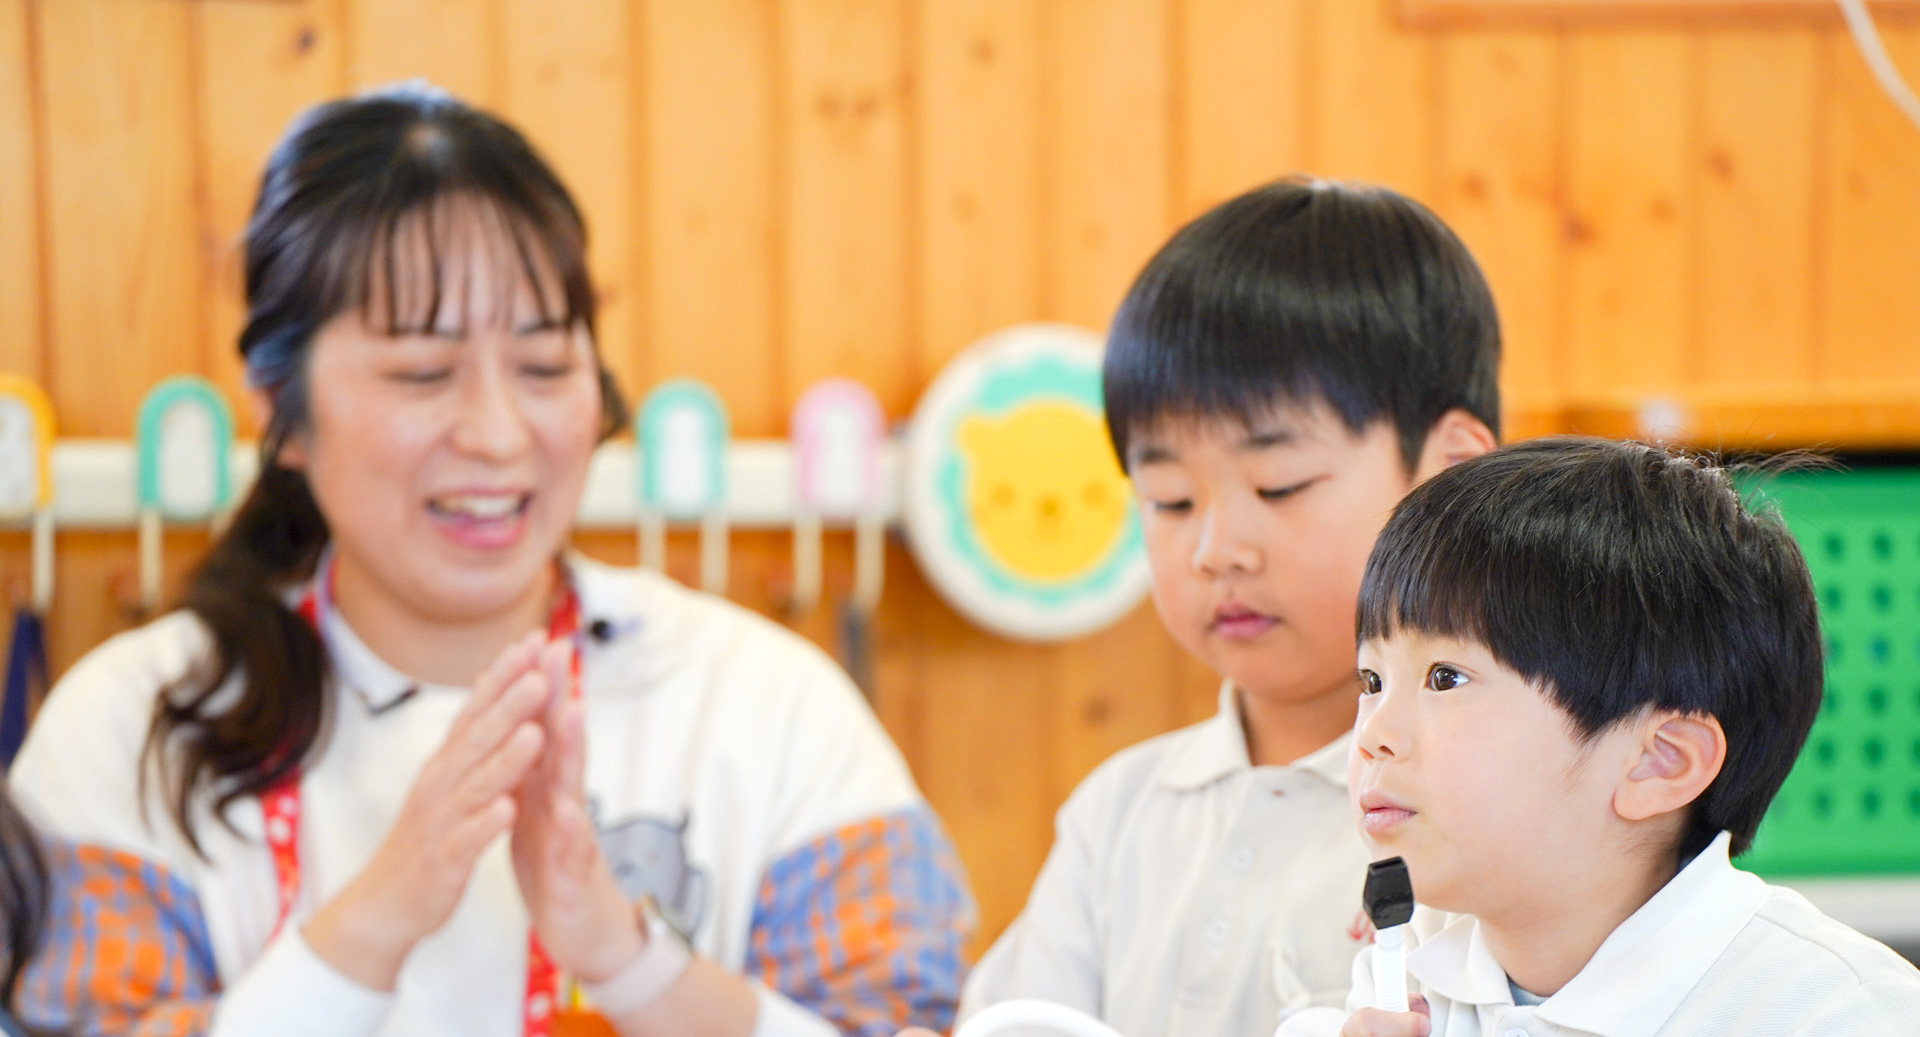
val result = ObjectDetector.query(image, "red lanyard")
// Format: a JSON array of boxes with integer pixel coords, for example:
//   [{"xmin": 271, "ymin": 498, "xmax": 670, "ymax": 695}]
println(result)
[{"xmin": 263, "ymin": 560, "xmax": 585, "ymax": 1037}]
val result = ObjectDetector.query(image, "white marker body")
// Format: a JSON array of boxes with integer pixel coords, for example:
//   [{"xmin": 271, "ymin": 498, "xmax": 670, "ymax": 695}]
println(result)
[{"xmin": 1373, "ymin": 923, "xmax": 1409, "ymax": 1013}]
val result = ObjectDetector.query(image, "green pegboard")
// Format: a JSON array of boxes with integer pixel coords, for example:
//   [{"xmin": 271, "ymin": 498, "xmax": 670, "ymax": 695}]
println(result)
[{"xmin": 1741, "ymin": 469, "xmax": 1920, "ymax": 876}]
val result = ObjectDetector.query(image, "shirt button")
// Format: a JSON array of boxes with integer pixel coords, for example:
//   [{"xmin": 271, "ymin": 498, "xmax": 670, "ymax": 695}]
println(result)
[
  {"xmin": 1228, "ymin": 847, "xmax": 1255, "ymax": 873},
  {"xmin": 1204, "ymin": 918, "xmax": 1229, "ymax": 946}
]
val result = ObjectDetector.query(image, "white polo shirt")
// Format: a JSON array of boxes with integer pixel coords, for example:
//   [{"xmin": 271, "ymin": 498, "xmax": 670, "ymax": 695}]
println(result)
[
  {"xmin": 960, "ymin": 682, "xmax": 1370, "ymax": 1037},
  {"xmin": 14, "ymin": 556, "xmax": 964, "ymax": 1037},
  {"xmin": 1281, "ymin": 832, "xmax": 1920, "ymax": 1037}
]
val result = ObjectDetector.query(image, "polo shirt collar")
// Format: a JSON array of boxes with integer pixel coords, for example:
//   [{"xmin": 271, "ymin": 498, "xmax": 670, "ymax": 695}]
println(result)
[
  {"xmin": 311, "ymin": 563, "xmax": 432, "ymax": 713},
  {"xmin": 1407, "ymin": 832, "xmax": 1769, "ymax": 1036},
  {"xmin": 1160, "ymin": 681, "xmax": 1351, "ymax": 792}
]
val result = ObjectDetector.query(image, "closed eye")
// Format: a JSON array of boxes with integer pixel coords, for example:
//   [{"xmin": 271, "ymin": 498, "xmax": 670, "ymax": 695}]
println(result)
[
  {"xmin": 1149, "ymin": 499, "xmax": 1192, "ymax": 514},
  {"xmin": 386, "ymin": 368, "xmax": 453, "ymax": 386},
  {"xmin": 1257, "ymin": 478, "xmax": 1318, "ymax": 502}
]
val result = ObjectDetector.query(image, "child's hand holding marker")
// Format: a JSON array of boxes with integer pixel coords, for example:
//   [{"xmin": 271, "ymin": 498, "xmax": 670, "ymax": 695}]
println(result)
[{"xmin": 1338, "ymin": 995, "xmax": 1432, "ymax": 1037}]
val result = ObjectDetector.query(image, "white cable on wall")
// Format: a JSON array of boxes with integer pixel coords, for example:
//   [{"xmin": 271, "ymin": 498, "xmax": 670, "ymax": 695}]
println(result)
[{"xmin": 1837, "ymin": 0, "xmax": 1920, "ymax": 134}]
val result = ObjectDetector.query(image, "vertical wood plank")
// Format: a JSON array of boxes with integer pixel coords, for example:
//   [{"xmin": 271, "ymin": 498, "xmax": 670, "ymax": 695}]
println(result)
[
  {"xmin": 1044, "ymin": 0, "xmax": 1171, "ymax": 329},
  {"xmin": 38, "ymin": 0, "xmax": 206, "ymax": 686},
  {"xmin": 913, "ymin": 0, "xmax": 1048, "ymax": 947},
  {"xmin": 1307, "ymin": 0, "xmax": 1436, "ymax": 197},
  {"xmin": 348, "ymin": 0, "xmax": 499, "ymax": 108},
  {"xmin": 1180, "ymin": 0, "xmax": 1308, "ymax": 220},
  {"xmin": 1697, "ymin": 28, "xmax": 1820, "ymax": 394},
  {"xmin": 0, "ymin": 0, "xmax": 41, "ymax": 380},
  {"xmin": 917, "ymin": 0, "xmax": 1043, "ymax": 369},
  {"xmin": 197, "ymin": 0, "xmax": 347, "ymax": 431},
  {"xmin": 1432, "ymin": 31, "xmax": 1563, "ymax": 426},
  {"xmin": 502, "ymin": 0, "xmax": 640, "ymax": 404},
  {"xmin": 645, "ymin": 0, "xmax": 781, "ymax": 434},
  {"xmin": 1563, "ymin": 31, "xmax": 1692, "ymax": 403},
  {"xmin": 781, "ymin": 0, "xmax": 912, "ymax": 417},
  {"xmin": 1038, "ymin": 0, "xmax": 1182, "ymax": 944},
  {"xmin": 40, "ymin": 0, "xmax": 205, "ymax": 433},
  {"xmin": 1823, "ymin": 23, "xmax": 1920, "ymax": 387}
]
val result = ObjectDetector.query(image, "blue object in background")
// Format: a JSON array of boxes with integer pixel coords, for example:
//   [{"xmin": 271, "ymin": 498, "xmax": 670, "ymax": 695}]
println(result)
[{"xmin": 0, "ymin": 609, "xmax": 44, "ymax": 769}]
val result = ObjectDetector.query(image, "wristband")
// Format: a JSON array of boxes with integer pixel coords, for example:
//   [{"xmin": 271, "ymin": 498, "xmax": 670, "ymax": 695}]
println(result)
[{"xmin": 581, "ymin": 897, "xmax": 693, "ymax": 1018}]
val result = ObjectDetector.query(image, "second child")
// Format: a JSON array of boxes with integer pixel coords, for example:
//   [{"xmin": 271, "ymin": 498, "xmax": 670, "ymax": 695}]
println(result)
[{"xmin": 957, "ymin": 179, "xmax": 1501, "ymax": 1036}]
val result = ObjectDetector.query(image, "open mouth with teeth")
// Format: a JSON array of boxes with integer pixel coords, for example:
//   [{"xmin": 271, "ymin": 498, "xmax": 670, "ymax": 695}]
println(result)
[{"xmin": 428, "ymin": 492, "xmax": 534, "ymax": 525}]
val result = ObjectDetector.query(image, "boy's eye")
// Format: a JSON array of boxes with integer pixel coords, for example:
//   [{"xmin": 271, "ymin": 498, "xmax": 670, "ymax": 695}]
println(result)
[
  {"xmin": 1425, "ymin": 664, "xmax": 1470, "ymax": 692},
  {"xmin": 1357, "ymin": 670, "xmax": 1382, "ymax": 696},
  {"xmin": 1257, "ymin": 479, "xmax": 1315, "ymax": 502},
  {"xmin": 1149, "ymin": 499, "xmax": 1192, "ymax": 514}
]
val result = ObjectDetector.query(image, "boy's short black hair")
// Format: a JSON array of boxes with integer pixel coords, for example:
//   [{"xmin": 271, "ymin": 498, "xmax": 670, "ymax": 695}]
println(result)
[
  {"xmin": 1358, "ymin": 437, "xmax": 1824, "ymax": 859},
  {"xmin": 1104, "ymin": 177, "xmax": 1501, "ymax": 471}
]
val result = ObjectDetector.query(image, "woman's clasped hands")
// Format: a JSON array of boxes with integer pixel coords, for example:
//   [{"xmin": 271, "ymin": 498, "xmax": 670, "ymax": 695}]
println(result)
[{"xmin": 303, "ymin": 632, "xmax": 640, "ymax": 993}]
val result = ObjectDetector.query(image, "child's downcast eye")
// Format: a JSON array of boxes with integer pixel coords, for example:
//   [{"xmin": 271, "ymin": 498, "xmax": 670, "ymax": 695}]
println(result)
[
  {"xmin": 1357, "ymin": 670, "xmax": 1382, "ymax": 696},
  {"xmin": 1425, "ymin": 664, "xmax": 1470, "ymax": 691}
]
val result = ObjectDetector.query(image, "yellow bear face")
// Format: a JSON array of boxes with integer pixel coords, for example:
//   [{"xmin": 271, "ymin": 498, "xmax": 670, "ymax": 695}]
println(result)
[{"xmin": 957, "ymin": 401, "xmax": 1132, "ymax": 582}]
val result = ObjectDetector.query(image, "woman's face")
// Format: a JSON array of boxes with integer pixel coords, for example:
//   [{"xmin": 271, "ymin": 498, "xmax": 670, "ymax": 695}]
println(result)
[{"xmin": 285, "ymin": 218, "xmax": 604, "ymax": 626}]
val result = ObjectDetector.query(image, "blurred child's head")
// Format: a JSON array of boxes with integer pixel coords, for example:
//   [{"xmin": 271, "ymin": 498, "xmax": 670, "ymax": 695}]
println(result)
[
  {"xmin": 1105, "ymin": 178, "xmax": 1500, "ymax": 708},
  {"xmin": 1351, "ymin": 438, "xmax": 1822, "ymax": 919}
]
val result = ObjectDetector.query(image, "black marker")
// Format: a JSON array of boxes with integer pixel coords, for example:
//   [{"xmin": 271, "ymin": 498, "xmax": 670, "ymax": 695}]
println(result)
[{"xmin": 1364, "ymin": 857, "xmax": 1415, "ymax": 1012}]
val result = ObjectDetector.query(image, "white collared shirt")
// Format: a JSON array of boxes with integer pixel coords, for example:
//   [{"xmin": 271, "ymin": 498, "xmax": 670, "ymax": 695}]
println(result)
[
  {"xmin": 1282, "ymin": 832, "xmax": 1920, "ymax": 1037},
  {"xmin": 960, "ymin": 682, "xmax": 1371, "ymax": 1037}
]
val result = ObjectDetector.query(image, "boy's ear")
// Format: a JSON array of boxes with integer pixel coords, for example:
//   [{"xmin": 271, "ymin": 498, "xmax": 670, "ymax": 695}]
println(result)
[
  {"xmin": 1411, "ymin": 408, "xmax": 1497, "ymax": 483},
  {"xmin": 1614, "ymin": 712, "xmax": 1727, "ymax": 823}
]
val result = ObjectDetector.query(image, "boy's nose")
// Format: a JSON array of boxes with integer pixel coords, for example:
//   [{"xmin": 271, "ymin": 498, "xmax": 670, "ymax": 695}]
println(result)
[{"xmin": 1191, "ymin": 509, "xmax": 1261, "ymax": 575}]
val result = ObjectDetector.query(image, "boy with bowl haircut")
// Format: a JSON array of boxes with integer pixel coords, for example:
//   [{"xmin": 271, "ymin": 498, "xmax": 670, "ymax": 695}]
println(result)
[
  {"xmin": 1288, "ymin": 437, "xmax": 1920, "ymax": 1037},
  {"xmin": 957, "ymin": 179, "xmax": 1500, "ymax": 1036}
]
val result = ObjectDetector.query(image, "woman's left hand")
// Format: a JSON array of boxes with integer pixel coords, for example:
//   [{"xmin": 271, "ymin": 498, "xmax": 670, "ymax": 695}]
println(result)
[{"xmin": 511, "ymin": 639, "xmax": 647, "ymax": 984}]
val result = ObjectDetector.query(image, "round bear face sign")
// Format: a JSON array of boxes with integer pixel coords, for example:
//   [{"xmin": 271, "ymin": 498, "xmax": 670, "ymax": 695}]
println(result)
[{"xmin": 904, "ymin": 324, "xmax": 1150, "ymax": 642}]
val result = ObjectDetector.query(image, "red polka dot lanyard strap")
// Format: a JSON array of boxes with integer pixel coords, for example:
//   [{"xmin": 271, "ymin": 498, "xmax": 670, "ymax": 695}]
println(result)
[{"xmin": 262, "ymin": 559, "xmax": 585, "ymax": 1037}]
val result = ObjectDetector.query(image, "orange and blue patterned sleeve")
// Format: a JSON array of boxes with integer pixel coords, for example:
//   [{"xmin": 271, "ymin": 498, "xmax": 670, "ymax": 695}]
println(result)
[
  {"xmin": 17, "ymin": 843, "xmax": 218, "ymax": 1037},
  {"xmin": 745, "ymin": 806, "xmax": 974, "ymax": 1037}
]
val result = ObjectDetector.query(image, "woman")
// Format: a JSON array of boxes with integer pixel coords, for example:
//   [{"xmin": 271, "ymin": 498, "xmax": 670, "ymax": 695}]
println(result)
[{"xmin": 9, "ymin": 84, "xmax": 970, "ymax": 1037}]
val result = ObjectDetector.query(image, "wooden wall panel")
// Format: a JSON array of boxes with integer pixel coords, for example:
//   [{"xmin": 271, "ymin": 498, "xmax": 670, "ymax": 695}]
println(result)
[
  {"xmin": 642, "ymin": 0, "xmax": 780, "ymax": 434},
  {"xmin": 1696, "ymin": 29, "xmax": 1820, "ymax": 393},
  {"xmin": 781, "ymin": 0, "xmax": 913, "ymax": 418},
  {"xmin": 348, "ymin": 0, "xmax": 499, "ymax": 106},
  {"xmin": 1432, "ymin": 30, "xmax": 1564, "ymax": 426},
  {"xmin": 1822, "ymin": 23, "xmax": 1920, "ymax": 388},
  {"xmin": 39, "ymin": 0, "xmax": 205, "ymax": 434},
  {"xmin": 1309, "ymin": 0, "xmax": 1438, "ymax": 196},
  {"xmin": 1179, "ymin": 0, "xmax": 1308, "ymax": 219},
  {"xmin": 1563, "ymin": 31, "xmax": 1692, "ymax": 405},
  {"xmin": 502, "ymin": 0, "xmax": 641, "ymax": 402},
  {"xmin": 0, "ymin": 0, "xmax": 40, "ymax": 381},
  {"xmin": 1044, "ymin": 0, "xmax": 1172, "ymax": 329},
  {"xmin": 197, "ymin": 0, "xmax": 346, "ymax": 425},
  {"xmin": 917, "ymin": 0, "xmax": 1043, "ymax": 369}
]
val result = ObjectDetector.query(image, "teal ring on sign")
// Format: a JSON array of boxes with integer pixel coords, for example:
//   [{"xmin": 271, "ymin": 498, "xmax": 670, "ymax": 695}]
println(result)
[
  {"xmin": 136, "ymin": 376, "xmax": 234, "ymax": 519},
  {"xmin": 637, "ymin": 379, "xmax": 730, "ymax": 520}
]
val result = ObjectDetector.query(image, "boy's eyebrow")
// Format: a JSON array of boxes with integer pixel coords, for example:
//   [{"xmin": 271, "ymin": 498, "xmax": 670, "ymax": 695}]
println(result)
[{"xmin": 1238, "ymin": 426, "xmax": 1300, "ymax": 451}]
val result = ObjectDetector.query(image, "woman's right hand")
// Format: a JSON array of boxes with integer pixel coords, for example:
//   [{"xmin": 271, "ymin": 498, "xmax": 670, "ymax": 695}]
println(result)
[{"xmin": 301, "ymin": 631, "xmax": 552, "ymax": 991}]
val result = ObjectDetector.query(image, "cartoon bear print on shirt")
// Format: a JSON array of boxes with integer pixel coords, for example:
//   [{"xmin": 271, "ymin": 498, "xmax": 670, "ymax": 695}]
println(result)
[{"xmin": 595, "ymin": 811, "xmax": 710, "ymax": 937}]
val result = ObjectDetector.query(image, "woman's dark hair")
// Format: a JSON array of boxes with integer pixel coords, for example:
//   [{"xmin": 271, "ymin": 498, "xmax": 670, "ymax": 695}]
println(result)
[
  {"xmin": 146, "ymin": 83, "xmax": 628, "ymax": 850},
  {"xmin": 0, "ymin": 786, "xmax": 46, "ymax": 1020},
  {"xmin": 1104, "ymin": 177, "xmax": 1501, "ymax": 471},
  {"xmin": 1357, "ymin": 437, "xmax": 1825, "ymax": 860}
]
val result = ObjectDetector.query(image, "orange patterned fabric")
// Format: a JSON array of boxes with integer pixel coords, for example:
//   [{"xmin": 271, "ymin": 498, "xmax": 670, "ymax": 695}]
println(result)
[
  {"xmin": 18, "ymin": 843, "xmax": 217, "ymax": 1037},
  {"xmin": 745, "ymin": 807, "xmax": 972, "ymax": 1037}
]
